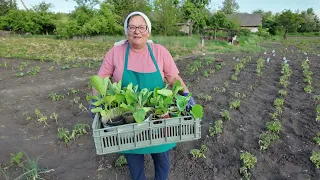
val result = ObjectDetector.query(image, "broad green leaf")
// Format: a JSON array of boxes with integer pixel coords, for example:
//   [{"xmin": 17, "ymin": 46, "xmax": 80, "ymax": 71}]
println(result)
[
  {"xmin": 157, "ymin": 89, "xmax": 173, "ymax": 97},
  {"xmin": 115, "ymin": 94, "xmax": 125, "ymax": 104},
  {"xmin": 86, "ymin": 95, "xmax": 99, "ymax": 101},
  {"xmin": 133, "ymin": 108, "xmax": 146, "ymax": 124},
  {"xmin": 190, "ymin": 104, "xmax": 203, "ymax": 119},
  {"xmin": 125, "ymin": 91, "xmax": 135, "ymax": 105},
  {"xmin": 90, "ymin": 75, "xmax": 107, "ymax": 97},
  {"xmin": 172, "ymin": 80, "xmax": 183, "ymax": 96},
  {"xmin": 92, "ymin": 98, "xmax": 105, "ymax": 106},
  {"xmin": 104, "ymin": 95, "xmax": 115, "ymax": 105}
]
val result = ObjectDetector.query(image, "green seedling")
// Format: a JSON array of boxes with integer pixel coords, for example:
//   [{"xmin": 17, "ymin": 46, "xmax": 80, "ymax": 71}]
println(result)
[
  {"xmin": 49, "ymin": 92, "xmax": 65, "ymax": 102},
  {"xmin": 239, "ymin": 152, "xmax": 257, "ymax": 180},
  {"xmin": 61, "ymin": 64, "xmax": 70, "ymax": 70},
  {"xmin": 310, "ymin": 151, "xmax": 320, "ymax": 169},
  {"xmin": 313, "ymin": 132, "xmax": 320, "ymax": 145},
  {"xmin": 190, "ymin": 144, "xmax": 208, "ymax": 158},
  {"xmin": 10, "ymin": 152, "xmax": 23, "ymax": 165},
  {"xmin": 50, "ymin": 112, "xmax": 58, "ymax": 124},
  {"xmin": 209, "ymin": 69, "xmax": 215, "ymax": 74},
  {"xmin": 304, "ymin": 85, "xmax": 313, "ymax": 93},
  {"xmin": 313, "ymin": 95, "xmax": 320, "ymax": 101},
  {"xmin": 278, "ymin": 89, "xmax": 287, "ymax": 97},
  {"xmin": 78, "ymin": 103, "xmax": 89, "ymax": 113},
  {"xmin": 3, "ymin": 61, "xmax": 8, "ymax": 69},
  {"xmin": 35, "ymin": 109, "xmax": 49, "ymax": 127},
  {"xmin": 23, "ymin": 111, "xmax": 32, "ymax": 121},
  {"xmin": 231, "ymin": 74, "xmax": 238, "ymax": 81},
  {"xmin": 230, "ymin": 100, "xmax": 241, "ymax": 109},
  {"xmin": 224, "ymin": 81, "xmax": 229, "ymax": 88},
  {"xmin": 221, "ymin": 110, "xmax": 231, "ymax": 121},
  {"xmin": 266, "ymin": 121, "xmax": 281, "ymax": 133},
  {"xmin": 70, "ymin": 123, "xmax": 90, "ymax": 140},
  {"xmin": 58, "ymin": 128, "xmax": 71, "ymax": 144},
  {"xmin": 67, "ymin": 88, "xmax": 79, "ymax": 95},
  {"xmin": 215, "ymin": 64, "xmax": 222, "ymax": 70},
  {"xmin": 197, "ymin": 93, "xmax": 211, "ymax": 101},
  {"xmin": 258, "ymin": 132, "xmax": 279, "ymax": 150},
  {"xmin": 274, "ymin": 98, "xmax": 284, "ymax": 107},
  {"xmin": 209, "ymin": 119, "xmax": 223, "ymax": 136},
  {"xmin": 270, "ymin": 112, "xmax": 279, "ymax": 120},
  {"xmin": 49, "ymin": 66, "xmax": 54, "ymax": 71},
  {"xmin": 27, "ymin": 66, "xmax": 40, "ymax": 75},
  {"xmin": 115, "ymin": 155, "xmax": 127, "ymax": 168},
  {"xmin": 15, "ymin": 72, "xmax": 25, "ymax": 77},
  {"xmin": 203, "ymin": 70, "xmax": 209, "ymax": 78}
]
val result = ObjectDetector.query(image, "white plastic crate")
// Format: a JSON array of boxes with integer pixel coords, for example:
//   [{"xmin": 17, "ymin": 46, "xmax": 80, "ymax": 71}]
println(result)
[{"xmin": 92, "ymin": 113, "xmax": 202, "ymax": 155}]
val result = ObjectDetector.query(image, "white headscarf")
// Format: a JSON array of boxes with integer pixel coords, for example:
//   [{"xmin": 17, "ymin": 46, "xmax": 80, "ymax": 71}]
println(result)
[{"xmin": 114, "ymin": 11, "xmax": 153, "ymax": 46}]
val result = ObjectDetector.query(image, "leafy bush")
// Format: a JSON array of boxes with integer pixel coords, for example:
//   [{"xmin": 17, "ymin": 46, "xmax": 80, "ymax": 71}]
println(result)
[{"xmin": 239, "ymin": 29, "xmax": 251, "ymax": 36}]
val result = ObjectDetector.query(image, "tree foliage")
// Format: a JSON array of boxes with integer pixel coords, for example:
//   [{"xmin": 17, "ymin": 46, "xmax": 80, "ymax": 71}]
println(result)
[
  {"xmin": 220, "ymin": 0, "xmax": 239, "ymax": 14},
  {"xmin": 277, "ymin": 9, "xmax": 303, "ymax": 38}
]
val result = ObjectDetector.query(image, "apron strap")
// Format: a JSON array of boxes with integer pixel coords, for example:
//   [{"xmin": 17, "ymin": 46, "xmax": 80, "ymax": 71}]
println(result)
[{"xmin": 124, "ymin": 43, "xmax": 160, "ymax": 72}]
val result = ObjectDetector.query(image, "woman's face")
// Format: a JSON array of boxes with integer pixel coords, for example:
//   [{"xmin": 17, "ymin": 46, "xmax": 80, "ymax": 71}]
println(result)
[{"xmin": 127, "ymin": 15, "xmax": 149, "ymax": 48}]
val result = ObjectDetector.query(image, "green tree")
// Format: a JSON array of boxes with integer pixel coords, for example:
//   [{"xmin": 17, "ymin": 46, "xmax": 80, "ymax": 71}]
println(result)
[
  {"xmin": 105, "ymin": 0, "xmax": 152, "ymax": 23},
  {"xmin": 153, "ymin": 0, "xmax": 181, "ymax": 35},
  {"xmin": 298, "ymin": 8, "xmax": 320, "ymax": 33},
  {"xmin": 0, "ymin": 0, "xmax": 17, "ymax": 16},
  {"xmin": 32, "ymin": 1, "xmax": 54, "ymax": 12},
  {"xmin": 277, "ymin": 10, "xmax": 302, "ymax": 39},
  {"xmin": 220, "ymin": 0, "xmax": 239, "ymax": 14}
]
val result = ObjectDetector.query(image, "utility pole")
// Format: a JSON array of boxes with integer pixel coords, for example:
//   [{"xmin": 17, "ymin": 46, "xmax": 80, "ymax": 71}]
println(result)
[{"xmin": 19, "ymin": 0, "xmax": 28, "ymax": 10}]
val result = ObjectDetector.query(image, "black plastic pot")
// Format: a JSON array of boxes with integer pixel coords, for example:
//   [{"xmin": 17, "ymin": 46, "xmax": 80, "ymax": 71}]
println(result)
[{"xmin": 105, "ymin": 115, "xmax": 125, "ymax": 126}]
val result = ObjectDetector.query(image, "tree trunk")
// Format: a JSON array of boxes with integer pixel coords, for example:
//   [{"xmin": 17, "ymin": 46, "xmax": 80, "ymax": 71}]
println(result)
[{"xmin": 283, "ymin": 29, "xmax": 288, "ymax": 39}]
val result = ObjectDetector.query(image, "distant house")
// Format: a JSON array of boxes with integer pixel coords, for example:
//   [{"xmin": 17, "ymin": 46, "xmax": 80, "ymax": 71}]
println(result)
[
  {"xmin": 176, "ymin": 19, "xmax": 194, "ymax": 36},
  {"xmin": 226, "ymin": 13, "xmax": 263, "ymax": 32}
]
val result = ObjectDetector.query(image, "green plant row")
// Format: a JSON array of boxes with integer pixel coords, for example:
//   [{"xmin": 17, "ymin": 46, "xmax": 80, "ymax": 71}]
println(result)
[
  {"xmin": 301, "ymin": 59, "xmax": 313, "ymax": 93},
  {"xmin": 231, "ymin": 57, "xmax": 252, "ymax": 81}
]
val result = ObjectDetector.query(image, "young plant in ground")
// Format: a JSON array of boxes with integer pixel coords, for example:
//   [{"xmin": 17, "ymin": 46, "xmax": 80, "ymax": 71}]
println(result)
[
  {"xmin": 23, "ymin": 111, "xmax": 32, "ymax": 121},
  {"xmin": 49, "ymin": 92, "xmax": 65, "ymax": 102},
  {"xmin": 239, "ymin": 152, "xmax": 257, "ymax": 180},
  {"xmin": 58, "ymin": 128, "xmax": 71, "ymax": 144},
  {"xmin": 71, "ymin": 123, "xmax": 90, "ymax": 139},
  {"xmin": 35, "ymin": 109, "xmax": 49, "ymax": 127},
  {"xmin": 27, "ymin": 66, "xmax": 40, "ymax": 75},
  {"xmin": 266, "ymin": 120, "xmax": 281, "ymax": 133},
  {"xmin": 230, "ymin": 100, "xmax": 241, "ymax": 109},
  {"xmin": 317, "ymin": 104, "xmax": 320, "ymax": 121},
  {"xmin": 215, "ymin": 64, "xmax": 222, "ymax": 70},
  {"xmin": 48, "ymin": 66, "xmax": 54, "ymax": 71},
  {"xmin": 270, "ymin": 112, "xmax": 279, "ymax": 120},
  {"xmin": 10, "ymin": 152, "xmax": 23, "ymax": 165},
  {"xmin": 274, "ymin": 98, "xmax": 284, "ymax": 108},
  {"xmin": 224, "ymin": 81, "xmax": 229, "ymax": 88},
  {"xmin": 50, "ymin": 112, "xmax": 58, "ymax": 124},
  {"xmin": 190, "ymin": 144, "xmax": 208, "ymax": 158},
  {"xmin": 67, "ymin": 88, "xmax": 79, "ymax": 95},
  {"xmin": 313, "ymin": 95, "xmax": 320, "ymax": 101},
  {"xmin": 259, "ymin": 132, "xmax": 279, "ymax": 150},
  {"xmin": 115, "ymin": 155, "xmax": 127, "ymax": 168},
  {"xmin": 278, "ymin": 89, "xmax": 287, "ymax": 97},
  {"xmin": 221, "ymin": 110, "xmax": 231, "ymax": 121},
  {"xmin": 209, "ymin": 119, "xmax": 223, "ymax": 137},
  {"xmin": 310, "ymin": 151, "xmax": 320, "ymax": 168},
  {"xmin": 256, "ymin": 58, "xmax": 265, "ymax": 78},
  {"xmin": 313, "ymin": 132, "xmax": 320, "ymax": 145},
  {"xmin": 304, "ymin": 85, "xmax": 313, "ymax": 93},
  {"xmin": 196, "ymin": 93, "xmax": 211, "ymax": 102},
  {"xmin": 15, "ymin": 72, "xmax": 25, "ymax": 77},
  {"xmin": 203, "ymin": 70, "xmax": 209, "ymax": 78},
  {"xmin": 231, "ymin": 74, "xmax": 238, "ymax": 81}
]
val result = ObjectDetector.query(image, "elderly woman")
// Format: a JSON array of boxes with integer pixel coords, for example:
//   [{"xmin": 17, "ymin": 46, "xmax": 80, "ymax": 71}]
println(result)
[{"xmin": 92, "ymin": 12, "xmax": 195, "ymax": 180}]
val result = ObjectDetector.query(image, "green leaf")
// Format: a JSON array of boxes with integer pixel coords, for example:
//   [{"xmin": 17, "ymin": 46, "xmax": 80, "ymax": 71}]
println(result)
[
  {"xmin": 91, "ymin": 107, "xmax": 103, "ymax": 113},
  {"xmin": 115, "ymin": 94, "xmax": 125, "ymax": 104},
  {"xmin": 92, "ymin": 98, "xmax": 105, "ymax": 106},
  {"xmin": 86, "ymin": 95, "xmax": 99, "ymax": 101},
  {"xmin": 190, "ymin": 104, "xmax": 203, "ymax": 119},
  {"xmin": 172, "ymin": 80, "xmax": 183, "ymax": 96},
  {"xmin": 133, "ymin": 108, "xmax": 146, "ymax": 124},
  {"xmin": 104, "ymin": 95, "xmax": 115, "ymax": 105},
  {"xmin": 90, "ymin": 75, "xmax": 108, "ymax": 97},
  {"xmin": 157, "ymin": 89, "xmax": 173, "ymax": 97}
]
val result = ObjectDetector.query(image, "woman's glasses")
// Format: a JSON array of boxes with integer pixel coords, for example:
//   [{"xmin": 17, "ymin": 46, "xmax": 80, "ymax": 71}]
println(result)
[{"xmin": 127, "ymin": 25, "xmax": 148, "ymax": 33}]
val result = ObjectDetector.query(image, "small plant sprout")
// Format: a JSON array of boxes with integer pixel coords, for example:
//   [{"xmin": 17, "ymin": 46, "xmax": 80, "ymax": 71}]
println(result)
[
  {"xmin": 313, "ymin": 132, "xmax": 320, "ymax": 145},
  {"xmin": 67, "ymin": 88, "xmax": 79, "ymax": 95},
  {"xmin": 304, "ymin": 85, "xmax": 313, "ymax": 93},
  {"xmin": 15, "ymin": 72, "xmax": 25, "ymax": 77},
  {"xmin": 316, "ymin": 104, "xmax": 320, "ymax": 121},
  {"xmin": 58, "ymin": 128, "xmax": 71, "ymax": 144},
  {"xmin": 256, "ymin": 58, "xmax": 265, "ymax": 77},
  {"xmin": 278, "ymin": 89, "xmax": 287, "ymax": 97},
  {"xmin": 266, "ymin": 121, "xmax": 281, "ymax": 133},
  {"xmin": 221, "ymin": 110, "xmax": 231, "ymax": 121},
  {"xmin": 10, "ymin": 152, "xmax": 23, "ymax": 165},
  {"xmin": 27, "ymin": 66, "xmax": 40, "ymax": 76},
  {"xmin": 35, "ymin": 109, "xmax": 49, "ymax": 127},
  {"xmin": 270, "ymin": 112, "xmax": 279, "ymax": 120},
  {"xmin": 259, "ymin": 132, "xmax": 279, "ymax": 150},
  {"xmin": 209, "ymin": 119, "xmax": 223, "ymax": 137},
  {"xmin": 231, "ymin": 74, "xmax": 238, "ymax": 81},
  {"xmin": 203, "ymin": 70, "xmax": 209, "ymax": 78},
  {"xmin": 49, "ymin": 66, "xmax": 54, "ymax": 71},
  {"xmin": 190, "ymin": 144, "xmax": 208, "ymax": 158},
  {"xmin": 223, "ymin": 81, "xmax": 229, "ymax": 88},
  {"xmin": 196, "ymin": 93, "xmax": 211, "ymax": 101},
  {"xmin": 4, "ymin": 61, "xmax": 8, "ymax": 69},
  {"xmin": 23, "ymin": 111, "xmax": 32, "ymax": 121},
  {"xmin": 49, "ymin": 92, "xmax": 65, "ymax": 101},
  {"xmin": 239, "ymin": 152, "xmax": 257, "ymax": 180},
  {"xmin": 71, "ymin": 123, "xmax": 90, "ymax": 139},
  {"xmin": 50, "ymin": 112, "xmax": 58, "ymax": 124},
  {"xmin": 310, "ymin": 151, "xmax": 320, "ymax": 168},
  {"xmin": 115, "ymin": 155, "xmax": 127, "ymax": 168},
  {"xmin": 274, "ymin": 98, "xmax": 284, "ymax": 107},
  {"xmin": 313, "ymin": 95, "xmax": 320, "ymax": 101},
  {"xmin": 230, "ymin": 100, "xmax": 241, "ymax": 109}
]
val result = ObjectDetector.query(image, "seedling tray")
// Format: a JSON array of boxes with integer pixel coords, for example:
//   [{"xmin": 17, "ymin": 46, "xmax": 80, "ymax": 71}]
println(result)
[{"xmin": 92, "ymin": 114, "xmax": 202, "ymax": 155}]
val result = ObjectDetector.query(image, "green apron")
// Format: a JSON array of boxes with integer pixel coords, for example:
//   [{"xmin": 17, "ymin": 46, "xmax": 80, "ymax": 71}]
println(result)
[{"xmin": 121, "ymin": 43, "xmax": 176, "ymax": 154}]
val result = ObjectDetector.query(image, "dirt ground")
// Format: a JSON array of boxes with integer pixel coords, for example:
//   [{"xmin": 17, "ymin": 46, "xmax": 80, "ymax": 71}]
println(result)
[{"xmin": 0, "ymin": 42, "xmax": 320, "ymax": 180}]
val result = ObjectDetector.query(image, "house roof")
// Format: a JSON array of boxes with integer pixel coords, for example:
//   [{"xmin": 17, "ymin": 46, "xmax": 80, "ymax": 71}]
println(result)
[{"xmin": 226, "ymin": 13, "xmax": 263, "ymax": 27}]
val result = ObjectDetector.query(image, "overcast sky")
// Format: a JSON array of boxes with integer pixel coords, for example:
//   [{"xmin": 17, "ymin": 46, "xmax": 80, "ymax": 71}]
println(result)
[{"xmin": 18, "ymin": 0, "xmax": 320, "ymax": 16}]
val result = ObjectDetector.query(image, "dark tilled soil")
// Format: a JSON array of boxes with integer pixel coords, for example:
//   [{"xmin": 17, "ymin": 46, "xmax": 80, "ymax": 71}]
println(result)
[{"xmin": 0, "ymin": 43, "xmax": 320, "ymax": 180}]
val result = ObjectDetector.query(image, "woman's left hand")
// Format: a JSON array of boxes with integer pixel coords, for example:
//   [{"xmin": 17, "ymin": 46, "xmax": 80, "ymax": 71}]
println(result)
[{"xmin": 183, "ymin": 93, "xmax": 195, "ymax": 112}]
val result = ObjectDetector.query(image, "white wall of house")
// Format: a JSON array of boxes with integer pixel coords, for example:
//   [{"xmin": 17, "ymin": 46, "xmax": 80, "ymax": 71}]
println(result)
[{"xmin": 241, "ymin": 27, "xmax": 259, "ymax": 33}]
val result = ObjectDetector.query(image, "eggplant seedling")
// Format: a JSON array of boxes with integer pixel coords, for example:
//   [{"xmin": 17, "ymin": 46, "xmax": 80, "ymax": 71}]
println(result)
[
  {"xmin": 221, "ymin": 110, "xmax": 231, "ymax": 121},
  {"xmin": 190, "ymin": 144, "xmax": 208, "ymax": 158},
  {"xmin": 258, "ymin": 132, "xmax": 279, "ymax": 150},
  {"xmin": 239, "ymin": 152, "xmax": 257, "ymax": 180},
  {"xmin": 266, "ymin": 120, "xmax": 281, "ymax": 133},
  {"xmin": 230, "ymin": 100, "xmax": 241, "ymax": 109},
  {"xmin": 313, "ymin": 132, "xmax": 320, "ymax": 145},
  {"xmin": 50, "ymin": 112, "xmax": 58, "ymax": 124},
  {"xmin": 115, "ymin": 155, "xmax": 127, "ymax": 168},
  {"xmin": 209, "ymin": 119, "xmax": 223, "ymax": 136},
  {"xmin": 310, "ymin": 151, "xmax": 320, "ymax": 169}
]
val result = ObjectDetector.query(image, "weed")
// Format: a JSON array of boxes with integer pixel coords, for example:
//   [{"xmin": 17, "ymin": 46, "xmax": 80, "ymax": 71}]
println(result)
[
  {"xmin": 23, "ymin": 111, "xmax": 32, "ymax": 121},
  {"xmin": 115, "ymin": 155, "xmax": 127, "ymax": 168},
  {"xmin": 78, "ymin": 103, "xmax": 89, "ymax": 113},
  {"xmin": 230, "ymin": 100, "xmax": 241, "ymax": 109},
  {"xmin": 49, "ymin": 92, "xmax": 65, "ymax": 101},
  {"xmin": 35, "ymin": 109, "xmax": 49, "ymax": 127},
  {"xmin": 310, "ymin": 151, "xmax": 320, "ymax": 168},
  {"xmin": 10, "ymin": 152, "xmax": 23, "ymax": 165},
  {"xmin": 259, "ymin": 132, "xmax": 279, "ymax": 150},
  {"xmin": 221, "ymin": 110, "xmax": 231, "ymax": 121},
  {"xmin": 15, "ymin": 72, "xmax": 25, "ymax": 77},
  {"xmin": 266, "ymin": 121, "xmax": 281, "ymax": 133}
]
